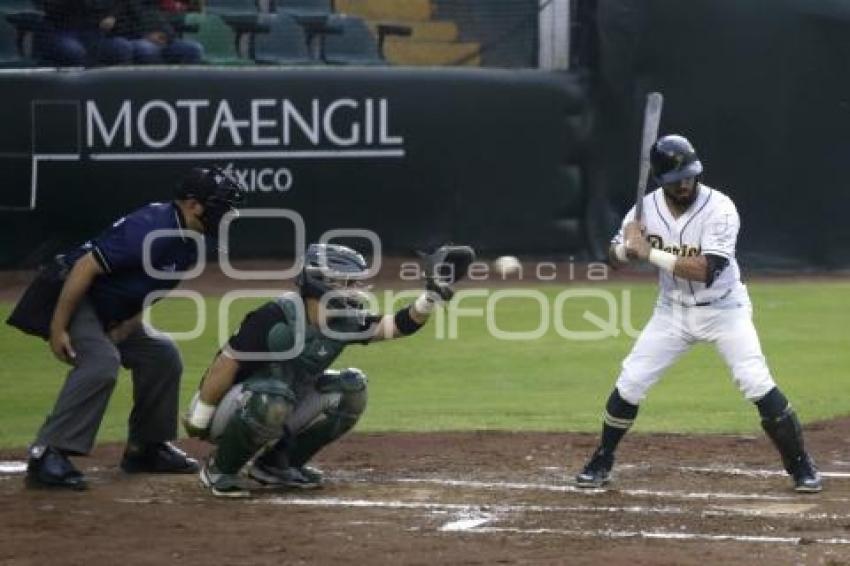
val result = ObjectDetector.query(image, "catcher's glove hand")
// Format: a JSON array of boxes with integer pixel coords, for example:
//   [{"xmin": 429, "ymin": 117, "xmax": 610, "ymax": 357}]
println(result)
[{"xmin": 420, "ymin": 244, "xmax": 476, "ymax": 302}]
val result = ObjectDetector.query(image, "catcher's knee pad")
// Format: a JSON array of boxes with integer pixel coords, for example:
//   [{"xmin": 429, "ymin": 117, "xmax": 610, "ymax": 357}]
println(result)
[
  {"xmin": 240, "ymin": 376, "xmax": 296, "ymax": 443},
  {"xmin": 317, "ymin": 368, "xmax": 368, "ymax": 393},
  {"xmin": 320, "ymin": 368, "xmax": 368, "ymax": 416}
]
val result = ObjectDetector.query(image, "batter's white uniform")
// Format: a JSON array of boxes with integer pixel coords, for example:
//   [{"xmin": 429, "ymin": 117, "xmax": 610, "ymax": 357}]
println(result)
[{"xmin": 612, "ymin": 184, "xmax": 776, "ymax": 405}]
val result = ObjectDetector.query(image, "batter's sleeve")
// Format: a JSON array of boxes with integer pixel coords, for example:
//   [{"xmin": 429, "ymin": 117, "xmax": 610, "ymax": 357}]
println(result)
[{"xmin": 700, "ymin": 200, "xmax": 740, "ymax": 259}]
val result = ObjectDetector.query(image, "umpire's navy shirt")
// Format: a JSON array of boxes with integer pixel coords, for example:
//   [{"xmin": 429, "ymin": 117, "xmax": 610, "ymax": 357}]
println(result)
[{"xmin": 64, "ymin": 202, "xmax": 200, "ymax": 328}]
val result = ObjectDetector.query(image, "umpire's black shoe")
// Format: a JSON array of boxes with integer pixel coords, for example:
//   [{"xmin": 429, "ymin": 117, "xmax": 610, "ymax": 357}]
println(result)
[
  {"xmin": 575, "ymin": 449, "xmax": 614, "ymax": 488},
  {"xmin": 120, "ymin": 442, "xmax": 200, "ymax": 474},
  {"xmin": 25, "ymin": 445, "xmax": 88, "ymax": 491},
  {"xmin": 790, "ymin": 454, "xmax": 823, "ymax": 493}
]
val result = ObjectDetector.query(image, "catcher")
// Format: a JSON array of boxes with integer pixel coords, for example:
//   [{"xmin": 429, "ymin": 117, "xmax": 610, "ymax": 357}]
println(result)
[{"xmin": 183, "ymin": 242, "xmax": 474, "ymax": 497}]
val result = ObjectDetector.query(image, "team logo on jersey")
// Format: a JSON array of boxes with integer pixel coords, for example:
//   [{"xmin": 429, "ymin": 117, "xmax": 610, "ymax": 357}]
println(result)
[{"xmin": 647, "ymin": 234, "xmax": 700, "ymax": 257}]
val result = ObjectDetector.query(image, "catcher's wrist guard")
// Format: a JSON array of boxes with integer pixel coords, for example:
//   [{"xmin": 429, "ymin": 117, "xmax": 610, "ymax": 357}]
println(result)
[{"xmin": 394, "ymin": 306, "xmax": 425, "ymax": 335}]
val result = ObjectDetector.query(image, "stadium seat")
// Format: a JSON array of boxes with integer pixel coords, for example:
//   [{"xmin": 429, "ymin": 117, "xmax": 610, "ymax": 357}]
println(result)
[
  {"xmin": 252, "ymin": 13, "xmax": 314, "ymax": 65},
  {"xmin": 273, "ymin": 0, "xmax": 334, "ymax": 18},
  {"xmin": 0, "ymin": 1, "xmax": 37, "ymax": 13},
  {"xmin": 1, "ymin": 0, "xmax": 44, "ymax": 62},
  {"xmin": 0, "ymin": 15, "xmax": 34, "ymax": 66},
  {"xmin": 183, "ymin": 12, "xmax": 251, "ymax": 65},
  {"xmin": 205, "ymin": 0, "xmax": 260, "ymax": 16},
  {"xmin": 322, "ymin": 14, "xmax": 406, "ymax": 65}
]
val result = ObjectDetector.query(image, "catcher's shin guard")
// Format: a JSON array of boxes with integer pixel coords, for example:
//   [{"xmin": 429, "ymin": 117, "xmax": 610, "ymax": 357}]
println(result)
[
  {"xmin": 289, "ymin": 369, "xmax": 368, "ymax": 468},
  {"xmin": 214, "ymin": 377, "xmax": 294, "ymax": 474}
]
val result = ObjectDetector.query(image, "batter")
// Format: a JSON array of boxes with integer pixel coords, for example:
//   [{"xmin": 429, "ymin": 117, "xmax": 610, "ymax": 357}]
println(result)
[{"xmin": 574, "ymin": 134, "xmax": 822, "ymax": 493}]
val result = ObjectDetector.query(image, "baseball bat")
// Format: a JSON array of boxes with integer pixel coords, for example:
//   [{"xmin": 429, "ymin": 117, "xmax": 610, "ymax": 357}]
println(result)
[{"xmin": 634, "ymin": 92, "xmax": 664, "ymax": 223}]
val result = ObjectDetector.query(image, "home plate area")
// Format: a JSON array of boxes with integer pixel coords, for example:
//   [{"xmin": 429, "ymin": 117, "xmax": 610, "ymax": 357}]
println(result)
[{"xmin": 2, "ymin": 429, "xmax": 850, "ymax": 565}]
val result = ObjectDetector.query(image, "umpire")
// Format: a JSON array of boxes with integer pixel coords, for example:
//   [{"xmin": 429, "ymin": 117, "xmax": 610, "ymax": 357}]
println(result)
[{"xmin": 7, "ymin": 167, "xmax": 243, "ymax": 490}]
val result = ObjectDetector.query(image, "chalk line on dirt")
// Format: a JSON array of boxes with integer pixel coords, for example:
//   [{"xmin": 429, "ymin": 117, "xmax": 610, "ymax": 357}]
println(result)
[
  {"xmin": 466, "ymin": 526, "xmax": 850, "ymax": 546},
  {"xmin": 393, "ymin": 477, "xmax": 799, "ymax": 502}
]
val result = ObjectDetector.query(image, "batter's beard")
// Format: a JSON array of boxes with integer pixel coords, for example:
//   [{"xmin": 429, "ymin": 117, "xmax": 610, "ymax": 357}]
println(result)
[{"xmin": 665, "ymin": 184, "xmax": 699, "ymax": 209}]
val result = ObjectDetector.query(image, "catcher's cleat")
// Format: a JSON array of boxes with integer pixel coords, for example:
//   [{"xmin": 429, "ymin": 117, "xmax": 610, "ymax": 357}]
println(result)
[
  {"xmin": 249, "ymin": 461, "xmax": 324, "ymax": 489},
  {"xmin": 790, "ymin": 455, "xmax": 823, "ymax": 493},
  {"xmin": 575, "ymin": 449, "xmax": 614, "ymax": 488},
  {"xmin": 199, "ymin": 458, "xmax": 250, "ymax": 498}
]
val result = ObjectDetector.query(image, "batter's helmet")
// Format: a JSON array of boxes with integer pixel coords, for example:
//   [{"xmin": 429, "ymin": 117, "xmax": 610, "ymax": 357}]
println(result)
[
  {"xmin": 296, "ymin": 243, "xmax": 371, "ymax": 309},
  {"xmin": 650, "ymin": 134, "xmax": 703, "ymax": 185},
  {"xmin": 176, "ymin": 167, "xmax": 245, "ymax": 235}
]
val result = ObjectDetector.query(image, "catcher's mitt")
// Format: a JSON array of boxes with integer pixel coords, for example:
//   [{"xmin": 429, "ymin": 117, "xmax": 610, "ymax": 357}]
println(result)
[{"xmin": 419, "ymin": 245, "xmax": 476, "ymax": 301}]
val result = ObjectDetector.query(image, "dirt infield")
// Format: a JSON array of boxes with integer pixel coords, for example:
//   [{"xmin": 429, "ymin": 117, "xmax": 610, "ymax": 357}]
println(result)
[{"xmin": 2, "ymin": 420, "xmax": 850, "ymax": 565}]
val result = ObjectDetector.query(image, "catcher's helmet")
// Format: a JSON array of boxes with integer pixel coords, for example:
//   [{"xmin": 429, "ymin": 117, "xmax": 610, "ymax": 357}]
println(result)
[
  {"xmin": 176, "ymin": 166, "xmax": 245, "ymax": 235},
  {"xmin": 650, "ymin": 134, "xmax": 703, "ymax": 185},
  {"xmin": 296, "ymin": 243, "xmax": 371, "ymax": 309}
]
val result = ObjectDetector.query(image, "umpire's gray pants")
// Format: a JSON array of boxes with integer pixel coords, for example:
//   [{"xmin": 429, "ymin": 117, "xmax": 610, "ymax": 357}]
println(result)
[{"xmin": 35, "ymin": 299, "xmax": 183, "ymax": 455}]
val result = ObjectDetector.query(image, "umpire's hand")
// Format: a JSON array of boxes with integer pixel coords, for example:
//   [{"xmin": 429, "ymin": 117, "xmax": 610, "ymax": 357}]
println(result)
[{"xmin": 49, "ymin": 329, "xmax": 77, "ymax": 365}]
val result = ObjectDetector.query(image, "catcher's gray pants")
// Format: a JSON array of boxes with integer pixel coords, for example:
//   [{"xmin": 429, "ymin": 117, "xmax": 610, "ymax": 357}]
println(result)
[{"xmin": 34, "ymin": 299, "xmax": 183, "ymax": 455}]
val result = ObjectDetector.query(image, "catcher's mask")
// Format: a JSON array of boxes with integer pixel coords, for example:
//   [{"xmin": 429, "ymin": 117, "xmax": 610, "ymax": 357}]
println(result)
[
  {"xmin": 296, "ymin": 243, "xmax": 372, "ymax": 311},
  {"xmin": 175, "ymin": 166, "xmax": 245, "ymax": 236}
]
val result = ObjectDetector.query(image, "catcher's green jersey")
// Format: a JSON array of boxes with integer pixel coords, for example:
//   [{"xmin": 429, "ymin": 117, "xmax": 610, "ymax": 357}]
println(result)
[{"xmin": 226, "ymin": 296, "xmax": 374, "ymax": 385}]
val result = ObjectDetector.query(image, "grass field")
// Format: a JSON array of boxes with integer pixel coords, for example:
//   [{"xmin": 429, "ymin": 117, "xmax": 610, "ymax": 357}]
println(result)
[{"xmin": 0, "ymin": 281, "xmax": 847, "ymax": 449}]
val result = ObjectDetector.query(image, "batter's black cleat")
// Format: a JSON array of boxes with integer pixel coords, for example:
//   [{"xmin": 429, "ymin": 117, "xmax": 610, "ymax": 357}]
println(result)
[
  {"xmin": 120, "ymin": 442, "xmax": 200, "ymax": 474},
  {"xmin": 25, "ymin": 445, "xmax": 88, "ymax": 491},
  {"xmin": 790, "ymin": 455, "xmax": 822, "ymax": 493},
  {"xmin": 575, "ymin": 449, "xmax": 614, "ymax": 488}
]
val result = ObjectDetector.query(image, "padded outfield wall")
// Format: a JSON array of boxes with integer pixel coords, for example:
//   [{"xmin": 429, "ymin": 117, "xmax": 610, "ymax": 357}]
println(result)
[{"xmin": 0, "ymin": 67, "xmax": 588, "ymax": 267}]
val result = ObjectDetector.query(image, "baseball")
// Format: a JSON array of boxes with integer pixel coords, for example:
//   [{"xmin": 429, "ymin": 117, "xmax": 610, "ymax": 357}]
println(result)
[{"xmin": 492, "ymin": 255, "xmax": 521, "ymax": 277}]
